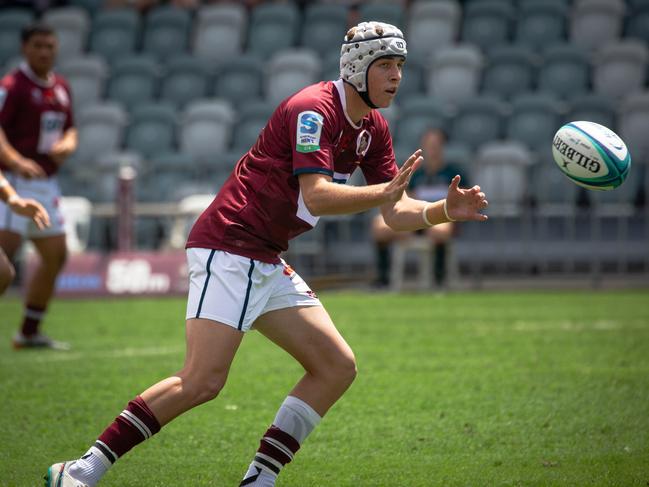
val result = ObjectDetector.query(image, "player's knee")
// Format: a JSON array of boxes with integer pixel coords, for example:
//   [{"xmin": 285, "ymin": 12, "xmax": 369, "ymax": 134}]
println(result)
[
  {"xmin": 324, "ymin": 348, "xmax": 357, "ymax": 390},
  {"xmin": 0, "ymin": 263, "xmax": 16, "ymax": 295},
  {"xmin": 185, "ymin": 373, "xmax": 228, "ymax": 405}
]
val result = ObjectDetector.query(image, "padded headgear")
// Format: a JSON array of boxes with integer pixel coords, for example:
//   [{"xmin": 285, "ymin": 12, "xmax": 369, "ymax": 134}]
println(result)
[{"xmin": 339, "ymin": 21, "xmax": 407, "ymax": 94}]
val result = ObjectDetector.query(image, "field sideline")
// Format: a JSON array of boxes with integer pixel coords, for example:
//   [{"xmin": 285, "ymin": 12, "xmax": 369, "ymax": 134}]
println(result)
[{"xmin": 1, "ymin": 290, "xmax": 648, "ymax": 486}]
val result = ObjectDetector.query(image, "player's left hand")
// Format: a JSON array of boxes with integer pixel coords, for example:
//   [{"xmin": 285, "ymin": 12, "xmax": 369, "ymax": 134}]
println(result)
[
  {"xmin": 8, "ymin": 196, "xmax": 51, "ymax": 229},
  {"xmin": 445, "ymin": 175, "xmax": 488, "ymax": 222}
]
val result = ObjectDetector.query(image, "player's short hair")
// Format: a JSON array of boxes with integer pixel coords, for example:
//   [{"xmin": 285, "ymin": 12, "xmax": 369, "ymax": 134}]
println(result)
[{"xmin": 21, "ymin": 23, "xmax": 56, "ymax": 44}]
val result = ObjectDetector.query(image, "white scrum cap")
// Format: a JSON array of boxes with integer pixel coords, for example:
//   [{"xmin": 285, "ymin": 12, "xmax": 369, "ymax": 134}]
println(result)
[{"xmin": 339, "ymin": 21, "xmax": 407, "ymax": 93}]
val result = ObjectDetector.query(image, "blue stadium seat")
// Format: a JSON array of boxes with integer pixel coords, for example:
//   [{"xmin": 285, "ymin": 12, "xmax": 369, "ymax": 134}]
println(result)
[
  {"xmin": 460, "ymin": 1, "xmax": 514, "ymax": 52},
  {"xmin": 538, "ymin": 44, "xmax": 590, "ymax": 100},
  {"xmin": 570, "ymin": 0, "xmax": 626, "ymax": 52},
  {"xmin": 42, "ymin": 7, "xmax": 90, "ymax": 63},
  {"xmin": 625, "ymin": 4, "xmax": 649, "ymax": 45},
  {"xmin": 59, "ymin": 55, "xmax": 108, "ymax": 115},
  {"xmin": 482, "ymin": 46, "xmax": 538, "ymax": 101},
  {"xmin": 0, "ymin": 9, "xmax": 34, "ymax": 67},
  {"xmin": 593, "ymin": 40, "xmax": 649, "ymax": 100},
  {"xmin": 450, "ymin": 96, "xmax": 507, "ymax": 150},
  {"xmin": 427, "ymin": 44, "xmax": 484, "ymax": 107},
  {"xmin": 619, "ymin": 91, "xmax": 649, "ymax": 167},
  {"xmin": 142, "ymin": 6, "xmax": 191, "ymax": 61},
  {"xmin": 125, "ymin": 103, "xmax": 177, "ymax": 160},
  {"xmin": 515, "ymin": 0, "xmax": 568, "ymax": 51},
  {"xmin": 266, "ymin": 49, "xmax": 321, "ymax": 105},
  {"xmin": 213, "ymin": 54, "xmax": 264, "ymax": 107},
  {"xmin": 180, "ymin": 100, "xmax": 235, "ymax": 164},
  {"xmin": 107, "ymin": 56, "xmax": 160, "ymax": 110},
  {"xmin": 231, "ymin": 100, "xmax": 275, "ymax": 154},
  {"xmin": 72, "ymin": 102, "xmax": 128, "ymax": 167},
  {"xmin": 567, "ymin": 93, "xmax": 616, "ymax": 129},
  {"xmin": 301, "ymin": 3, "xmax": 348, "ymax": 59},
  {"xmin": 406, "ymin": 0, "xmax": 461, "ymax": 59},
  {"xmin": 395, "ymin": 95, "xmax": 450, "ymax": 150},
  {"xmin": 160, "ymin": 55, "xmax": 211, "ymax": 109},
  {"xmin": 192, "ymin": 3, "xmax": 247, "ymax": 65},
  {"xmin": 89, "ymin": 9, "xmax": 140, "ymax": 65},
  {"xmin": 506, "ymin": 93, "xmax": 563, "ymax": 155},
  {"xmin": 247, "ymin": 3, "xmax": 299, "ymax": 59}
]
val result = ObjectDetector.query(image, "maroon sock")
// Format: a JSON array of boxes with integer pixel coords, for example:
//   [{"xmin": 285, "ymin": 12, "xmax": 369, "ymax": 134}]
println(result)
[
  {"xmin": 94, "ymin": 396, "xmax": 161, "ymax": 464},
  {"xmin": 21, "ymin": 305, "xmax": 46, "ymax": 336},
  {"xmin": 253, "ymin": 426, "xmax": 301, "ymax": 475}
]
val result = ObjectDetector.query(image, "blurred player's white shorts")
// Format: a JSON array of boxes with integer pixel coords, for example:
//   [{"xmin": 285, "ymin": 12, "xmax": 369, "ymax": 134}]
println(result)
[
  {"xmin": 0, "ymin": 174, "xmax": 65, "ymax": 238},
  {"xmin": 186, "ymin": 248, "xmax": 322, "ymax": 332}
]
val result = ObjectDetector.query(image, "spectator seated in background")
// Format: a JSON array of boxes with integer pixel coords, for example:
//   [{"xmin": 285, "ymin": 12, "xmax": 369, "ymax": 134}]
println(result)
[{"xmin": 372, "ymin": 127, "xmax": 464, "ymax": 289}]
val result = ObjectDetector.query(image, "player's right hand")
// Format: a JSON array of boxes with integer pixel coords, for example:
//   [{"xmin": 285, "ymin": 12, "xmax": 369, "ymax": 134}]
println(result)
[
  {"xmin": 8, "ymin": 196, "xmax": 50, "ymax": 229},
  {"xmin": 382, "ymin": 149, "xmax": 422, "ymax": 203},
  {"xmin": 13, "ymin": 157, "xmax": 47, "ymax": 179}
]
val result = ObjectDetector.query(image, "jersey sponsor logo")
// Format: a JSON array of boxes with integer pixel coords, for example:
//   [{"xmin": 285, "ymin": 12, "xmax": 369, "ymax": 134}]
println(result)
[
  {"xmin": 296, "ymin": 111, "xmax": 324, "ymax": 153},
  {"xmin": 0, "ymin": 87, "xmax": 6, "ymax": 111},
  {"xmin": 356, "ymin": 129, "xmax": 372, "ymax": 157}
]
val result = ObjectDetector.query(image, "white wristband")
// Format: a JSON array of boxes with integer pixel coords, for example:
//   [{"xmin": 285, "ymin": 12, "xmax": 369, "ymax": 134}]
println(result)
[
  {"xmin": 443, "ymin": 199, "xmax": 456, "ymax": 222},
  {"xmin": 422, "ymin": 203, "xmax": 434, "ymax": 227},
  {"xmin": 7, "ymin": 194, "xmax": 20, "ymax": 205},
  {"xmin": 0, "ymin": 178, "xmax": 8, "ymax": 189}
]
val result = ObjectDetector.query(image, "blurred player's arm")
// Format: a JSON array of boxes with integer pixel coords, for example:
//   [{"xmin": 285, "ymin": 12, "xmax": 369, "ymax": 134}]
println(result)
[
  {"xmin": 0, "ymin": 127, "xmax": 46, "ymax": 178},
  {"xmin": 0, "ymin": 171, "xmax": 50, "ymax": 228},
  {"xmin": 299, "ymin": 150, "xmax": 422, "ymax": 216},
  {"xmin": 49, "ymin": 127, "xmax": 78, "ymax": 166}
]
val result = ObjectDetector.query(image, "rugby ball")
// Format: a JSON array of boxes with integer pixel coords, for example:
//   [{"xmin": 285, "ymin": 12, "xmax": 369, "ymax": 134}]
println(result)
[{"xmin": 551, "ymin": 121, "xmax": 631, "ymax": 191}]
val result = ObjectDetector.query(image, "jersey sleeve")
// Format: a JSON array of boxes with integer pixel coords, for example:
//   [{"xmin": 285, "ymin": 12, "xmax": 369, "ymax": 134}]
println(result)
[
  {"xmin": 288, "ymin": 99, "xmax": 336, "ymax": 178},
  {"xmin": 360, "ymin": 113, "xmax": 398, "ymax": 185},
  {"xmin": 0, "ymin": 75, "xmax": 19, "ymax": 130}
]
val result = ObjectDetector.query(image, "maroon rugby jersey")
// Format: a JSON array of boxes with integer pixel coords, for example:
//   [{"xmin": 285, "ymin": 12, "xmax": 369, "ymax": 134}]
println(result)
[
  {"xmin": 0, "ymin": 63, "xmax": 74, "ymax": 177},
  {"xmin": 187, "ymin": 80, "xmax": 398, "ymax": 263}
]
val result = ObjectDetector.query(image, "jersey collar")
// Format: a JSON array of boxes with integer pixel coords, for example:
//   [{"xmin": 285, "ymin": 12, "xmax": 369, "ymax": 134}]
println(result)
[
  {"xmin": 19, "ymin": 61, "xmax": 55, "ymax": 88},
  {"xmin": 333, "ymin": 79, "xmax": 362, "ymax": 130}
]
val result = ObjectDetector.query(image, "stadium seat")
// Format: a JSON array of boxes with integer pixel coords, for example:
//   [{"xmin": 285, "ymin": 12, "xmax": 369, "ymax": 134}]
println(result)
[
  {"xmin": 322, "ymin": 51, "xmax": 341, "ymax": 83},
  {"xmin": 443, "ymin": 142, "xmax": 473, "ymax": 178},
  {"xmin": 515, "ymin": 0, "xmax": 568, "ymax": 51},
  {"xmin": 59, "ymin": 55, "xmax": 108, "ymax": 115},
  {"xmin": 89, "ymin": 9, "xmax": 140, "ymax": 65},
  {"xmin": 567, "ymin": 93, "xmax": 616, "ymax": 128},
  {"xmin": 357, "ymin": 3, "xmax": 404, "ymax": 26},
  {"xmin": 68, "ymin": 0, "xmax": 103, "ymax": 17},
  {"xmin": 213, "ymin": 54, "xmax": 264, "ymax": 107},
  {"xmin": 0, "ymin": 9, "xmax": 34, "ymax": 67},
  {"xmin": 42, "ymin": 7, "xmax": 90, "ymax": 63},
  {"xmin": 231, "ymin": 100, "xmax": 274, "ymax": 155},
  {"xmin": 106, "ymin": 56, "xmax": 160, "ymax": 109},
  {"xmin": 394, "ymin": 95, "xmax": 449, "ymax": 150},
  {"xmin": 450, "ymin": 96, "xmax": 507, "ymax": 150},
  {"xmin": 192, "ymin": 3, "xmax": 247, "ymax": 65},
  {"xmin": 460, "ymin": 1, "xmax": 514, "ymax": 52},
  {"xmin": 427, "ymin": 44, "xmax": 484, "ymax": 107},
  {"xmin": 529, "ymin": 160, "xmax": 579, "ymax": 214},
  {"xmin": 72, "ymin": 102, "xmax": 127, "ymax": 169},
  {"xmin": 395, "ymin": 51, "xmax": 426, "ymax": 102},
  {"xmin": 301, "ymin": 3, "xmax": 349, "ymax": 59},
  {"xmin": 406, "ymin": 0, "xmax": 461, "ymax": 59},
  {"xmin": 538, "ymin": 44, "xmax": 590, "ymax": 100},
  {"xmin": 619, "ymin": 91, "xmax": 649, "ymax": 167},
  {"xmin": 247, "ymin": 2, "xmax": 299, "ymax": 59},
  {"xmin": 160, "ymin": 55, "xmax": 211, "ymax": 109},
  {"xmin": 625, "ymin": 4, "xmax": 649, "ymax": 45},
  {"xmin": 482, "ymin": 46, "xmax": 538, "ymax": 101},
  {"xmin": 593, "ymin": 41, "xmax": 649, "ymax": 100},
  {"xmin": 569, "ymin": 0, "xmax": 626, "ymax": 52},
  {"xmin": 142, "ymin": 5, "xmax": 191, "ymax": 61},
  {"xmin": 506, "ymin": 93, "xmax": 563, "ymax": 155},
  {"xmin": 180, "ymin": 100, "xmax": 235, "ymax": 164},
  {"xmin": 265, "ymin": 49, "xmax": 321, "ymax": 105},
  {"xmin": 125, "ymin": 103, "xmax": 177, "ymax": 160},
  {"xmin": 378, "ymin": 103, "xmax": 398, "ymax": 130},
  {"xmin": 92, "ymin": 151, "xmax": 144, "ymax": 202},
  {"xmin": 472, "ymin": 141, "xmax": 533, "ymax": 216}
]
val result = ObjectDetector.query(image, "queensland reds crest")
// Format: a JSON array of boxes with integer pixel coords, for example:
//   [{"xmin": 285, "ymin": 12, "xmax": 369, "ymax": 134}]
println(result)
[
  {"xmin": 356, "ymin": 129, "xmax": 372, "ymax": 157},
  {"xmin": 54, "ymin": 85, "xmax": 69, "ymax": 107}
]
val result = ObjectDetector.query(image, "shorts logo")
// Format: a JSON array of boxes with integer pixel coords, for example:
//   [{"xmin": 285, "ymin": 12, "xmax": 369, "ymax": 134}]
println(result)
[{"xmin": 296, "ymin": 111, "xmax": 324, "ymax": 153}]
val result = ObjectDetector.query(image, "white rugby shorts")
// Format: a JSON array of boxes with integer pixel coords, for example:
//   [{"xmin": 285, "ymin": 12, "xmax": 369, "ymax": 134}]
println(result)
[
  {"xmin": 186, "ymin": 248, "xmax": 322, "ymax": 332},
  {"xmin": 0, "ymin": 173, "xmax": 65, "ymax": 238}
]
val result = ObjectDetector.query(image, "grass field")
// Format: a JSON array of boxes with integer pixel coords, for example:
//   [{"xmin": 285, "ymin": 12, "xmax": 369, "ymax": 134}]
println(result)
[{"xmin": 1, "ymin": 290, "xmax": 648, "ymax": 486}]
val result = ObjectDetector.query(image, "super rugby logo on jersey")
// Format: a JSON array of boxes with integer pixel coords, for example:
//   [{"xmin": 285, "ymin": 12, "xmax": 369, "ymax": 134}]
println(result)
[{"xmin": 296, "ymin": 111, "xmax": 324, "ymax": 153}]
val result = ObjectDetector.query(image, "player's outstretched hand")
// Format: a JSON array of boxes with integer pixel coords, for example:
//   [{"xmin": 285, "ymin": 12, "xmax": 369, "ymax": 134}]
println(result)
[
  {"xmin": 8, "ymin": 196, "xmax": 51, "ymax": 229},
  {"xmin": 383, "ymin": 149, "xmax": 423, "ymax": 203},
  {"xmin": 445, "ymin": 175, "xmax": 488, "ymax": 222}
]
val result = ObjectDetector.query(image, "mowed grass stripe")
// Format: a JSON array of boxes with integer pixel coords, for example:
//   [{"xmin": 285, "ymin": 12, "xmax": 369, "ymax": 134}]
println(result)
[{"xmin": 0, "ymin": 290, "xmax": 647, "ymax": 486}]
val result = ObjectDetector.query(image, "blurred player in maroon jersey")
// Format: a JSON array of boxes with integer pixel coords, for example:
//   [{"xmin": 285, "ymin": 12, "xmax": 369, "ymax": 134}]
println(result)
[
  {"xmin": 45, "ymin": 22, "xmax": 488, "ymax": 487},
  {"xmin": 0, "ymin": 24, "xmax": 77, "ymax": 350}
]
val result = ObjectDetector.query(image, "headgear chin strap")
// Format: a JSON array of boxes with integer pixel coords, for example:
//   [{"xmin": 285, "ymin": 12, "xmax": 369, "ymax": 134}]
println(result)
[{"xmin": 340, "ymin": 21, "xmax": 407, "ymax": 108}]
